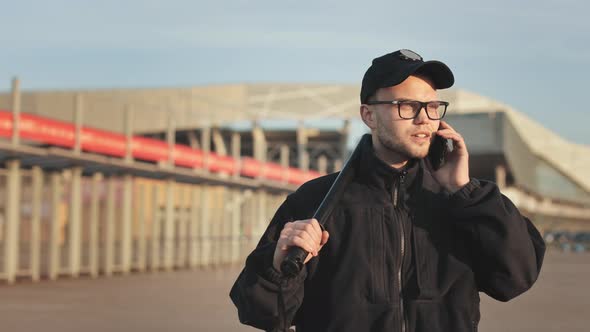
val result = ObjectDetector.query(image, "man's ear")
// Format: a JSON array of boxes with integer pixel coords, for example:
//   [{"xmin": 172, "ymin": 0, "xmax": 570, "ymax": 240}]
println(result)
[{"xmin": 360, "ymin": 104, "xmax": 377, "ymax": 130}]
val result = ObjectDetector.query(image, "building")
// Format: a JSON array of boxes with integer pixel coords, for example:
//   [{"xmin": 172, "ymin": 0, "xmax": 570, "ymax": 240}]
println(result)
[{"xmin": 0, "ymin": 81, "xmax": 588, "ymax": 284}]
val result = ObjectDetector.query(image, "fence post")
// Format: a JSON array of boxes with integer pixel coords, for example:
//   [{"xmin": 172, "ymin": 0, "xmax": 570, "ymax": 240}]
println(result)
[
  {"xmin": 68, "ymin": 167, "xmax": 83, "ymax": 277},
  {"xmin": 4, "ymin": 159, "xmax": 21, "ymax": 284},
  {"xmin": 89, "ymin": 172, "xmax": 102, "ymax": 278},
  {"xmin": 49, "ymin": 172, "xmax": 62, "ymax": 281},
  {"xmin": 30, "ymin": 166, "xmax": 43, "ymax": 282}
]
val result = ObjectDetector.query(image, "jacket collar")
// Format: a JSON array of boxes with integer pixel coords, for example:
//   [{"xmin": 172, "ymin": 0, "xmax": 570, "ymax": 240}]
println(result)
[{"xmin": 357, "ymin": 135, "xmax": 420, "ymax": 193}]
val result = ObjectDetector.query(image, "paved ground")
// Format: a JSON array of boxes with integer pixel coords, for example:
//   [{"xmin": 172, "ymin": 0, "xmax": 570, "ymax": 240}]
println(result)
[{"xmin": 0, "ymin": 250, "xmax": 588, "ymax": 332}]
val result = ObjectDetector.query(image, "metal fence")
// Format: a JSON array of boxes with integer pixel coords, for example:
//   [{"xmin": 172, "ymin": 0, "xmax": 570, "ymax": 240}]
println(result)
[{"xmin": 0, "ymin": 166, "xmax": 286, "ymax": 283}]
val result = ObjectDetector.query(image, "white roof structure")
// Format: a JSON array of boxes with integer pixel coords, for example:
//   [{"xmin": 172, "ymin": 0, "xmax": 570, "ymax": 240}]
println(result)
[{"xmin": 437, "ymin": 89, "xmax": 590, "ymax": 194}]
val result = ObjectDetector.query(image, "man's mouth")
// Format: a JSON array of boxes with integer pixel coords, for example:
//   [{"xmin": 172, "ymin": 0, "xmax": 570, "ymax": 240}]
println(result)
[{"xmin": 411, "ymin": 132, "xmax": 431, "ymax": 138}]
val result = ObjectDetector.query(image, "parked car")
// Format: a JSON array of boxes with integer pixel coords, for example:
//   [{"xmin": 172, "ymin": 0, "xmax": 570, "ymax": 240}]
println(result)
[
  {"xmin": 543, "ymin": 230, "xmax": 590, "ymax": 253},
  {"xmin": 572, "ymin": 232, "xmax": 590, "ymax": 253}
]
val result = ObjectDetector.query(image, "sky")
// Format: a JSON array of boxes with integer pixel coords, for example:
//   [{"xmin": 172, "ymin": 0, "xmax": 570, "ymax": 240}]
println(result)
[{"xmin": 1, "ymin": 0, "xmax": 589, "ymax": 144}]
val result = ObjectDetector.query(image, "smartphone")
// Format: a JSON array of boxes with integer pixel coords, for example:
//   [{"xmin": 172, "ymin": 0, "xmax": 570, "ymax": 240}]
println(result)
[{"xmin": 427, "ymin": 128, "xmax": 450, "ymax": 171}]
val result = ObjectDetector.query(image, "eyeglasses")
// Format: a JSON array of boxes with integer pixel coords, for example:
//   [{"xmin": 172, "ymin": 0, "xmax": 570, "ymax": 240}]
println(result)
[{"xmin": 365, "ymin": 100, "xmax": 449, "ymax": 120}]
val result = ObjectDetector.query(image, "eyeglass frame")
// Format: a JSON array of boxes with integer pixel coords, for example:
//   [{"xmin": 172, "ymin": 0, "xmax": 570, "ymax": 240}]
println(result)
[{"xmin": 363, "ymin": 99, "xmax": 449, "ymax": 120}]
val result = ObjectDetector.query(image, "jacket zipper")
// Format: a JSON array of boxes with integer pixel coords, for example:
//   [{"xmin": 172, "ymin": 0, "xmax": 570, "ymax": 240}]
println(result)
[{"xmin": 393, "ymin": 171, "xmax": 407, "ymax": 332}]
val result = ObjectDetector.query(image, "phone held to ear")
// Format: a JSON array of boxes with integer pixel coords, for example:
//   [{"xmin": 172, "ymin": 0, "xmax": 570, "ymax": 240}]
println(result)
[{"xmin": 427, "ymin": 126, "xmax": 450, "ymax": 171}]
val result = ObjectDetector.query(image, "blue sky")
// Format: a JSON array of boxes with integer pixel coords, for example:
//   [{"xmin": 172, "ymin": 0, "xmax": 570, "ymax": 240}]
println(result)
[{"xmin": 1, "ymin": 0, "xmax": 589, "ymax": 144}]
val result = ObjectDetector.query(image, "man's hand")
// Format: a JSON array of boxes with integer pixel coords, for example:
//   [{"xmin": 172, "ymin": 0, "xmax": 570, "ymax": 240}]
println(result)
[
  {"xmin": 273, "ymin": 218, "xmax": 330, "ymax": 272},
  {"xmin": 432, "ymin": 121, "xmax": 470, "ymax": 193}
]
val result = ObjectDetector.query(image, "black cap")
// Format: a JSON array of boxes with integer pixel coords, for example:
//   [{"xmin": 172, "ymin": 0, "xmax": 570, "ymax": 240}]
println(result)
[{"xmin": 360, "ymin": 49, "xmax": 454, "ymax": 103}]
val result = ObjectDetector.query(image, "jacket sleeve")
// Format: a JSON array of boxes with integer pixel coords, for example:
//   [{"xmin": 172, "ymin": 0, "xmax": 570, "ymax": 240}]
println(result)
[
  {"xmin": 447, "ymin": 179, "xmax": 546, "ymax": 302},
  {"xmin": 229, "ymin": 195, "xmax": 306, "ymax": 331}
]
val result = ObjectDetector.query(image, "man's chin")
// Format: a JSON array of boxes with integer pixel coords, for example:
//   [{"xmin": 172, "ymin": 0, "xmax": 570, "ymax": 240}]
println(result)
[
  {"xmin": 407, "ymin": 148, "xmax": 429, "ymax": 160},
  {"xmin": 381, "ymin": 139, "xmax": 428, "ymax": 160}
]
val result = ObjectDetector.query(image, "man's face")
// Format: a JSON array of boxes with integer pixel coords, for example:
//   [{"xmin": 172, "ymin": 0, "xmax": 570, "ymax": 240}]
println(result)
[{"xmin": 363, "ymin": 75, "xmax": 440, "ymax": 162}]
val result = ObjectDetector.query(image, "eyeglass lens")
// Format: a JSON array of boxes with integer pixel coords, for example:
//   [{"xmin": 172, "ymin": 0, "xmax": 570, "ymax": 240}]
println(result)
[{"xmin": 399, "ymin": 101, "xmax": 445, "ymax": 119}]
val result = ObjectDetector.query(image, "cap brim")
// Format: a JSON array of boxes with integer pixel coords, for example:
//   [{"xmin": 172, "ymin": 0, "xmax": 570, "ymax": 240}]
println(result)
[
  {"xmin": 415, "ymin": 60, "xmax": 454, "ymax": 89},
  {"xmin": 378, "ymin": 60, "xmax": 454, "ymax": 90}
]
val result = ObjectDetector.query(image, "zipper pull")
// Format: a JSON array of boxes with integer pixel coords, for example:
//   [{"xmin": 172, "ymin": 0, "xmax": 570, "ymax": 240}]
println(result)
[{"xmin": 397, "ymin": 171, "xmax": 407, "ymax": 208}]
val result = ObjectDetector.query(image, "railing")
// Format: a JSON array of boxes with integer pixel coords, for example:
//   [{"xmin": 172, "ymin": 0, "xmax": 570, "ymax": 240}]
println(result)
[{"xmin": 0, "ymin": 110, "xmax": 322, "ymax": 185}]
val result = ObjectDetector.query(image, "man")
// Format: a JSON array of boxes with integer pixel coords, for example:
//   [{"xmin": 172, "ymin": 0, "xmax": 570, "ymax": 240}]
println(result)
[{"xmin": 230, "ymin": 49, "xmax": 545, "ymax": 332}]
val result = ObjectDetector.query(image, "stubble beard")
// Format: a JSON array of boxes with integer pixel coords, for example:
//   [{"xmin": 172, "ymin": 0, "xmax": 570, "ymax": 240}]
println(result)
[{"xmin": 376, "ymin": 127, "xmax": 430, "ymax": 160}]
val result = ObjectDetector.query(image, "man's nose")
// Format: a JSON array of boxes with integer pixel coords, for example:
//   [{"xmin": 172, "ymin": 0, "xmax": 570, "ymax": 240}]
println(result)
[{"xmin": 413, "ymin": 105, "xmax": 431, "ymax": 124}]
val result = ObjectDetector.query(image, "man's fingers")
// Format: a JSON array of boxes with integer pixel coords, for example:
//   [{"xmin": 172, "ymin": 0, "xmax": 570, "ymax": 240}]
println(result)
[
  {"xmin": 437, "ymin": 131, "xmax": 463, "ymax": 143},
  {"xmin": 320, "ymin": 231, "xmax": 330, "ymax": 246},
  {"xmin": 292, "ymin": 220, "xmax": 322, "ymax": 244},
  {"xmin": 304, "ymin": 221, "xmax": 322, "ymax": 245},
  {"xmin": 289, "ymin": 233, "xmax": 320, "ymax": 255},
  {"xmin": 278, "ymin": 235, "xmax": 311, "ymax": 254},
  {"xmin": 436, "ymin": 131, "xmax": 466, "ymax": 149},
  {"xmin": 309, "ymin": 218, "xmax": 323, "ymax": 239},
  {"xmin": 439, "ymin": 120, "xmax": 456, "ymax": 132},
  {"xmin": 274, "ymin": 220, "xmax": 326, "ymax": 270},
  {"xmin": 278, "ymin": 219, "xmax": 328, "ymax": 258},
  {"xmin": 437, "ymin": 122, "xmax": 468, "ymax": 150},
  {"xmin": 436, "ymin": 129, "xmax": 461, "ymax": 139},
  {"xmin": 305, "ymin": 231, "xmax": 330, "ymax": 263},
  {"xmin": 283, "ymin": 229, "xmax": 320, "ymax": 255}
]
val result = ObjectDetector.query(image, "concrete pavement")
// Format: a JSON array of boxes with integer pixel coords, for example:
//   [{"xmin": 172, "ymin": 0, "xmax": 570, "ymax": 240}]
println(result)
[{"xmin": 0, "ymin": 250, "xmax": 587, "ymax": 332}]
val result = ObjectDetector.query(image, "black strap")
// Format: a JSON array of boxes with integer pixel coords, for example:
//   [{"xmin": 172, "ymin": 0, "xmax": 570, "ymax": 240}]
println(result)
[{"xmin": 278, "ymin": 279, "xmax": 289, "ymax": 332}]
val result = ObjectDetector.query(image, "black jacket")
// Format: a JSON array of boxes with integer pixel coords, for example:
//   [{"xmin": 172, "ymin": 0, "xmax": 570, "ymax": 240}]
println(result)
[{"xmin": 230, "ymin": 139, "xmax": 545, "ymax": 332}]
